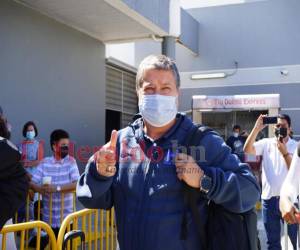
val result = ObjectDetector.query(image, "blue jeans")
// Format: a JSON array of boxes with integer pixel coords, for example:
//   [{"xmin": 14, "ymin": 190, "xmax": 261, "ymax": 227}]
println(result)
[{"xmin": 262, "ymin": 197, "xmax": 298, "ymax": 250}]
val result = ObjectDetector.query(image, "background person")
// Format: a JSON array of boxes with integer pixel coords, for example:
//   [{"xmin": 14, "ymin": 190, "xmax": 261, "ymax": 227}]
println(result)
[
  {"xmin": 226, "ymin": 124, "xmax": 246, "ymax": 161},
  {"xmin": 0, "ymin": 106, "xmax": 12, "ymax": 138},
  {"xmin": 0, "ymin": 115, "xmax": 29, "ymax": 249},
  {"xmin": 30, "ymin": 129, "xmax": 79, "ymax": 238},
  {"xmin": 280, "ymin": 143, "xmax": 300, "ymax": 225},
  {"xmin": 18, "ymin": 121, "xmax": 43, "ymax": 173},
  {"xmin": 244, "ymin": 114, "xmax": 298, "ymax": 250},
  {"xmin": 17, "ymin": 121, "xmax": 43, "ymax": 223}
]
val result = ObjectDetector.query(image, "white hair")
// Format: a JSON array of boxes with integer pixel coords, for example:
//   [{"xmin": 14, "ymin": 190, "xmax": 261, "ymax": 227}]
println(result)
[{"xmin": 136, "ymin": 54, "xmax": 180, "ymax": 91}]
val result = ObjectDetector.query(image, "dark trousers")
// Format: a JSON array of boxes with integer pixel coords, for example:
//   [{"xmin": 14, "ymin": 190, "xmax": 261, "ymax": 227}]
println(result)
[{"xmin": 262, "ymin": 197, "xmax": 298, "ymax": 250}]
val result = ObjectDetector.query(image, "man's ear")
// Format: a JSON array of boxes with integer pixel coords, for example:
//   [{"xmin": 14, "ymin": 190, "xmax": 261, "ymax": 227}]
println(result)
[{"xmin": 51, "ymin": 143, "xmax": 57, "ymax": 152}]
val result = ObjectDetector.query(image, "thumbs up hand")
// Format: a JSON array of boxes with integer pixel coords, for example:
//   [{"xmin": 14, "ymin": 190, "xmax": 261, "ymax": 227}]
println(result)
[{"xmin": 96, "ymin": 130, "xmax": 118, "ymax": 177}]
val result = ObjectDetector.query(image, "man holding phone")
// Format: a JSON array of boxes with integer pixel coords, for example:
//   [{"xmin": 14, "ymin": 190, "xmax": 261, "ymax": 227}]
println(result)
[{"xmin": 244, "ymin": 114, "xmax": 298, "ymax": 250}]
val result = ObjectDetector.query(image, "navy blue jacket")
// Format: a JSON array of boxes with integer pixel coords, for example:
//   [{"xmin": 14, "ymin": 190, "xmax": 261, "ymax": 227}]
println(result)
[{"xmin": 77, "ymin": 114, "xmax": 260, "ymax": 250}]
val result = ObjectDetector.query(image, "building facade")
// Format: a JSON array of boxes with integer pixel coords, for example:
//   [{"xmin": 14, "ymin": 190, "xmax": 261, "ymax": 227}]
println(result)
[
  {"xmin": 108, "ymin": 0, "xmax": 300, "ymax": 140},
  {"xmin": 0, "ymin": 0, "xmax": 196, "ymax": 169}
]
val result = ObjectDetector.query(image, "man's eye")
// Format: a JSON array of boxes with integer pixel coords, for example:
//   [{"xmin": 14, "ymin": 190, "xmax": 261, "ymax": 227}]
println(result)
[{"xmin": 144, "ymin": 88, "xmax": 154, "ymax": 93}]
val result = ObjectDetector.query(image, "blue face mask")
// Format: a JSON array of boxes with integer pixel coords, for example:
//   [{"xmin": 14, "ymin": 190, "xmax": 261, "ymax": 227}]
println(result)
[
  {"xmin": 139, "ymin": 94, "xmax": 178, "ymax": 127},
  {"xmin": 26, "ymin": 131, "xmax": 35, "ymax": 140}
]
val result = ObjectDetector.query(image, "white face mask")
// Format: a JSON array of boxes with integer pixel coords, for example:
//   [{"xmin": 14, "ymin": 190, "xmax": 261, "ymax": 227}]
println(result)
[
  {"xmin": 233, "ymin": 132, "xmax": 239, "ymax": 138},
  {"xmin": 139, "ymin": 94, "xmax": 178, "ymax": 127}
]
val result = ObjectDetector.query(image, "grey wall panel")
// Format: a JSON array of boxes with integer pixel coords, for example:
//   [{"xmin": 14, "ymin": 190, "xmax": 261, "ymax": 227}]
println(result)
[
  {"xmin": 177, "ymin": 0, "xmax": 300, "ymax": 71},
  {"xmin": 0, "ymin": 0, "xmax": 106, "ymax": 170},
  {"xmin": 180, "ymin": 8, "xmax": 199, "ymax": 55},
  {"xmin": 122, "ymin": 0, "xmax": 170, "ymax": 33}
]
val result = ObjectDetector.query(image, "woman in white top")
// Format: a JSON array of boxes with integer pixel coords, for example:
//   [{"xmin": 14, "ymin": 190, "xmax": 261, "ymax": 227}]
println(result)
[{"xmin": 280, "ymin": 143, "xmax": 300, "ymax": 224}]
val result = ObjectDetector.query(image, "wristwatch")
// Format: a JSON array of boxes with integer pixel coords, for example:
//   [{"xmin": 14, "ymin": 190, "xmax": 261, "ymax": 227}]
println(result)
[
  {"xmin": 200, "ymin": 175, "xmax": 212, "ymax": 194},
  {"xmin": 56, "ymin": 185, "xmax": 61, "ymax": 192}
]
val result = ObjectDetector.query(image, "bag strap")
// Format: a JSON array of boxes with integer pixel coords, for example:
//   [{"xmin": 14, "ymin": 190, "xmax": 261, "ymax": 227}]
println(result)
[
  {"xmin": 184, "ymin": 124, "xmax": 213, "ymax": 148},
  {"xmin": 180, "ymin": 124, "xmax": 213, "ymax": 249}
]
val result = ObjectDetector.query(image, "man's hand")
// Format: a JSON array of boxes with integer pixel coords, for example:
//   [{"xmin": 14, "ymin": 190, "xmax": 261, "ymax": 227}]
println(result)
[
  {"xmin": 277, "ymin": 139, "xmax": 288, "ymax": 156},
  {"xmin": 280, "ymin": 197, "xmax": 299, "ymax": 224},
  {"xmin": 277, "ymin": 138, "xmax": 292, "ymax": 169},
  {"xmin": 42, "ymin": 184, "xmax": 56, "ymax": 195},
  {"xmin": 254, "ymin": 114, "xmax": 267, "ymax": 132},
  {"xmin": 25, "ymin": 172, "xmax": 32, "ymax": 182},
  {"xmin": 175, "ymin": 153, "xmax": 204, "ymax": 188},
  {"xmin": 96, "ymin": 130, "xmax": 118, "ymax": 177},
  {"xmin": 28, "ymin": 189, "xmax": 35, "ymax": 201}
]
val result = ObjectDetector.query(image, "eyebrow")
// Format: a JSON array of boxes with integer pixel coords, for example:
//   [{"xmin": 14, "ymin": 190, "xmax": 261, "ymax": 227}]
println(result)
[
  {"xmin": 162, "ymin": 82, "xmax": 172, "ymax": 86},
  {"xmin": 142, "ymin": 81, "xmax": 173, "ymax": 88},
  {"xmin": 142, "ymin": 81, "xmax": 155, "ymax": 86}
]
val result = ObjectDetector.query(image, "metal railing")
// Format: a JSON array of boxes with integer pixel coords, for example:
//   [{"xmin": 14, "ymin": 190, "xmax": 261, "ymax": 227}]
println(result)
[
  {"xmin": 1, "ymin": 221, "xmax": 56, "ymax": 250},
  {"xmin": 3, "ymin": 189, "xmax": 117, "ymax": 250},
  {"xmin": 57, "ymin": 208, "xmax": 116, "ymax": 250},
  {"xmin": 15, "ymin": 191, "xmax": 76, "ymax": 224}
]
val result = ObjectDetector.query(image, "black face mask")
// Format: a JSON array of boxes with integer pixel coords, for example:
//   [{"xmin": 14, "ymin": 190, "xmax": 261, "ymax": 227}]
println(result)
[
  {"xmin": 275, "ymin": 127, "xmax": 288, "ymax": 139},
  {"xmin": 59, "ymin": 145, "xmax": 69, "ymax": 159}
]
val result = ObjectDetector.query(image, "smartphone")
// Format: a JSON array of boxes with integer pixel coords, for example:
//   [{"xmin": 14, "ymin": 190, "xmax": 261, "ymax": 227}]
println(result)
[{"xmin": 263, "ymin": 116, "xmax": 277, "ymax": 125}]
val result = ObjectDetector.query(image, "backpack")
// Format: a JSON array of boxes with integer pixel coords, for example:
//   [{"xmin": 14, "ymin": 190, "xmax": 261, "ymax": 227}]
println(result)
[{"xmin": 181, "ymin": 125, "xmax": 260, "ymax": 250}]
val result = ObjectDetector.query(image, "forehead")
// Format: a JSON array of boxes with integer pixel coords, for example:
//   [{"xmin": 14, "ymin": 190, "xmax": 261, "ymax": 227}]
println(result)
[
  {"xmin": 27, "ymin": 125, "xmax": 35, "ymax": 130},
  {"xmin": 142, "ymin": 68, "xmax": 176, "ymax": 85},
  {"xmin": 278, "ymin": 118, "xmax": 287, "ymax": 123},
  {"xmin": 57, "ymin": 138, "xmax": 69, "ymax": 145},
  {"xmin": 277, "ymin": 118, "xmax": 289, "ymax": 126}
]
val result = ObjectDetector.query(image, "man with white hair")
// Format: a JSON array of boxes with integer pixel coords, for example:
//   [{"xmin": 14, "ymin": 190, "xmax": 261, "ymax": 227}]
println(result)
[{"xmin": 77, "ymin": 55, "xmax": 260, "ymax": 250}]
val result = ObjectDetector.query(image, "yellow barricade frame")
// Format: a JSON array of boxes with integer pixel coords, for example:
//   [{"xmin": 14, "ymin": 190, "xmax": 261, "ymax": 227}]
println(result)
[
  {"xmin": 7, "ymin": 189, "xmax": 116, "ymax": 250},
  {"xmin": 15, "ymin": 191, "xmax": 76, "ymax": 226},
  {"xmin": 57, "ymin": 208, "xmax": 116, "ymax": 250},
  {"xmin": 1, "ymin": 221, "xmax": 57, "ymax": 250}
]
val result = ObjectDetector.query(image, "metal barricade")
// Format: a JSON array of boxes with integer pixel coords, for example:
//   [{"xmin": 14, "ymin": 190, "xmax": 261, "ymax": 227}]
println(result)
[
  {"xmin": 11, "ymin": 191, "xmax": 116, "ymax": 250},
  {"xmin": 0, "ymin": 221, "xmax": 57, "ymax": 250},
  {"xmin": 14, "ymin": 190, "xmax": 77, "ymax": 248},
  {"xmin": 48, "ymin": 191, "xmax": 77, "ymax": 226},
  {"xmin": 15, "ymin": 191, "xmax": 76, "ymax": 224},
  {"xmin": 57, "ymin": 208, "xmax": 117, "ymax": 250}
]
